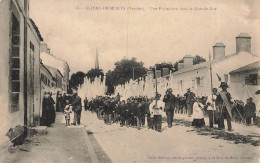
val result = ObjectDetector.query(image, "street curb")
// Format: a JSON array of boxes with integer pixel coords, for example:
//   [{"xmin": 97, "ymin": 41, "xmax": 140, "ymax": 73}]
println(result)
[{"xmin": 82, "ymin": 127, "xmax": 99, "ymax": 163}]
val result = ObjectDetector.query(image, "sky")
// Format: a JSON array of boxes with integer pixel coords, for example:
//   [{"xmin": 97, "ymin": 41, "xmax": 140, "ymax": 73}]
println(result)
[{"xmin": 29, "ymin": 0, "xmax": 260, "ymax": 74}]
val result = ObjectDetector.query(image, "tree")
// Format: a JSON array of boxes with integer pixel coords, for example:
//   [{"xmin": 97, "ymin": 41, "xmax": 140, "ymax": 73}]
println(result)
[
  {"xmin": 86, "ymin": 68, "xmax": 104, "ymax": 82},
  {"xmin": 69, "ymin": 71, "xmax": 86, "ymax": 89},
  {"xmin": 149, "ymin": 62, "xmax": 175, "ymax": 72},
  {"xmin": 193, "ymin": 55, "xmax": 206, "ymax": 65},
  {"xmin": 105, "ymin": 70, "xmax": 115, "ymax": 94},
  {"xmin": 105, "ymin": 58, "xmax": 147, "ymax": 94}
]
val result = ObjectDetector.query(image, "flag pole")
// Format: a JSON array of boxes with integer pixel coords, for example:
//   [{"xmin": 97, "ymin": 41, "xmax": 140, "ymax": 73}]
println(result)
[
  {"xmin": 155, "ymin": 65, "xmax": 158, "ymax": 107},
  {"xmin": 209, "ymin": 51, "xmax": 214, "ymax": 123}
]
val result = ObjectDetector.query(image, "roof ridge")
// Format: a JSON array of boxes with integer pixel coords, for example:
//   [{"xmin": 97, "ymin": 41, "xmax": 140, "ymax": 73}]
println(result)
[{"xmin": 40, "ymin": 52, "xmax": 68, "ymax": 64}]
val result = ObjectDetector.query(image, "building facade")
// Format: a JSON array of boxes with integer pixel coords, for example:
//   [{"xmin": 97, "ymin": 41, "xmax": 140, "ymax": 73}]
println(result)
[
  {"xmin": 228, "ymin": 61, "xmax": 260, "ymax": 102},
  {"xmin": 40, "ymin": 43, "xmax": 70, "ymax": 92},
  {"xmin": 0, "ymin": 0, "xmax": 44, "ymax": 145},
  {"xmin": 230, "ymin": 61, "xmax": 260, "ymax": 86},
  {"xmin": 171, "ymin": 33, "xmax": 260, "ymax": 100},
  {"xmin": 26, "ymin": 18, "xmax": 43, "ymax": 127},
  {"xmin": 44, "ymin": 65, "xmax": 64, "ymax": 90},
  {"xmin": 0, "ymin": 0, "xmax": 26, "ymax": 145}
]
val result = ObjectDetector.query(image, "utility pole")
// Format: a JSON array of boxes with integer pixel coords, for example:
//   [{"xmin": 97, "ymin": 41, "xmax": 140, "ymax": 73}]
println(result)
[{"xmin": 209, "ymin": 51, "xmax": 214, "ymax": 123}]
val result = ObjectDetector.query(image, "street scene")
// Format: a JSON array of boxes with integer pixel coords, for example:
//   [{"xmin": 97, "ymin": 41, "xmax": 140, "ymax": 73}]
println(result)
[{"xmin": 0, "ymin": 0, "xmax": 260, "ymax": 163}]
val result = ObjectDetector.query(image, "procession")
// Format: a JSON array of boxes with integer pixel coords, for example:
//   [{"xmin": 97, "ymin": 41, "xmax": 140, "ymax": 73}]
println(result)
[
  {"xmin": 75, "ymin": 80, "xmax": 258, "ymax": 132},
  {"xmin": 1, "ymin": 0, "xmax": 260, "ymax": 162},
  {"xmin": 40, "ymin": 80, "xmax": 258, "ymax": 132}
]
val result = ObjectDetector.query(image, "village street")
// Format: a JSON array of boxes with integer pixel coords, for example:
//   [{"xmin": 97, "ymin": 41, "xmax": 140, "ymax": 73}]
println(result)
[
  {"xmin": 1, "ymin": 109, "xmax": 260, "ymax": 163},
  {"xmin": 81, "ymin": 110, "xmax": 260, "ymax": 163},
  {"xmin": 2, "ymin": 112, "xmax": 111, "ymax": 163}
]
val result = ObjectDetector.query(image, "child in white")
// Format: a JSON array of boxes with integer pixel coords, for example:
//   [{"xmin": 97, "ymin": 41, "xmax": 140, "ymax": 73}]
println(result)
[{"xmin": 64, "ymin": 101, "xmax": 72, "ymax": 126}]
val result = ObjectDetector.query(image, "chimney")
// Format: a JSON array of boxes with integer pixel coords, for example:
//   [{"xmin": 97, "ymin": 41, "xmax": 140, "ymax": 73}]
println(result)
[
  {"xmin": 178, "ymin": 63, "xmax": 184, "ymax": 70},
  {"xmin": 147, "ymin": 70, "xmax": 154, "ymax": 79},
  {"xmin": 155, "ymin": 70, "xmax": 161, "ymax": 78},
  {"xmin": 236, "ymin": 33, "xmax": 251, "ymax": 53},
  {"xmin": 213, "ymin": 43, "xmax": 225, "ymax": 60},
  {"xmin": 40, "ymin": 42, "xmax": 48, "ymax": 53},
  {"xmin": 162, "ymin": 68, "xmax": 170, "ymax": 77},
  {"xmin": 183, "ymin": 55, "xmax": 193, "ymax": 68}
]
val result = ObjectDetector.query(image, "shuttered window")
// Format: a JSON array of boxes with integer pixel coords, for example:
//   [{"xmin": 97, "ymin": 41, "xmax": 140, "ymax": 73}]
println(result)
[
  {"xmin": 245, "ymin": 76, "xmax": 249, "ymax": 85},
  {"xmin": 196, "ymin": 77, "xmax": 200, "ymax": 88},
  {"xmin": 200, "ymin": 77, "xmax": 204, "ymax": 87},
  {"xmin": 9, "ymin": 6, "xmax": 21, "ymax": 112},
  {"xmin": 249, "ymin": 74, "xmax": 258, "ymax": 85}
]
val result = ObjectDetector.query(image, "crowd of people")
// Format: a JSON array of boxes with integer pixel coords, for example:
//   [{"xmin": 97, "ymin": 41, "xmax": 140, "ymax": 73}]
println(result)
[
  {"xmin": 83, "ymin": 81, "xmax": 259, "ymax": 132},
  {"xmin": 85, "ymin": 95, "xmax": 151, "ymax": 130},
  {"xmin": 41, "ymin": 81, "xmax": 258, "ymax": 132},
  {"xmin": 41, "ymin": 88, "xmax": 83, "ymax": 127}
]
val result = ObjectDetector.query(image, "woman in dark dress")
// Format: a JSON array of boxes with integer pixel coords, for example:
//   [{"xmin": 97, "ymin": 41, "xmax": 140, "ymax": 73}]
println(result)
[
  {"xmin": 49, "ymin": 92, "xmax": 56, "ymax": 124},
  {"xmin": 41, "ymin": 92, "xmax": 53, "ymax": 126},
  {"xmin": 56, "ymin": 91, "xmax": 62, "ymax": 112},
  {"xmin": 41, "ymin": 92, "xmax": 56, "ymax": 126}
]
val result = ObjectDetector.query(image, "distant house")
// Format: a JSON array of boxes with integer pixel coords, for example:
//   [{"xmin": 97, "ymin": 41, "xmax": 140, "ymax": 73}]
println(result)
[
  {"xmin": 40, "ymin": 63, "xmax": 55, "ymax": 90},
  {"xmin": 40, "ymin": 42, "xmax": 70, "ymax": 92},
  {"xmin": 228, "ymin": 61, "xmax": 260, "ymax": 102},
  {"xmin": 44, "ymin": 65, "xmax": 64, "ymax": 90},
  {"xmin": 170, "ymin": 33, "xmax": 260, "ymax": 99},
  {"xmin": 230, "ymin": 61, "xmax": 260, "ymax": 86}
]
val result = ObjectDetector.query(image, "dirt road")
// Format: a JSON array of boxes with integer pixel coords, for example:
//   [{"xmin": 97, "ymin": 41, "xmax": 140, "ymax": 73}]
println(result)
[{"xmin": 2, "ymin": 112, "xmax": 111, "ymax": 163}]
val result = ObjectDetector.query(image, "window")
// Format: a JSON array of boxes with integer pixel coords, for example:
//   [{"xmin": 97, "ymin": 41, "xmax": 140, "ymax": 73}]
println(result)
[
  {"xmin": 178, "ymin": 80, "xmax": 183, "ymax": 90},
  {"xmin": 246, "ymin": 74, "xmax": 258, "ymax": 85},
  {"xmin": 200, "ymin": 77, "xmax": 204, "ymax": 87},
  {"xmin": 196, "ymin": 77, "xmax": 200, "ymax": 88},
  {"xmin": 192, "ymin": 79, "xmax": 195, "ymax": 88},
  {"xmin": 30, "ymin": 42, "xmax": 34, "ymax": 52},
  {"xmin": 9, "ymin": 11, "xmax": 20, "ymax": 112},
  {"xmin": 29, "ymin": 42, "xmax": 35, "ymax": 94},
  {"xmin": 41, "ymin": 73, "xmax": 48, "ymax": 85}
]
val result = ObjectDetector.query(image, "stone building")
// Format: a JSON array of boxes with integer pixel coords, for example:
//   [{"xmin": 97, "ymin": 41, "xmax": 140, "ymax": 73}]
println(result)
[
  {"xmin": 171, "ymin": 33, "xmax": 260, "ymax": 100},
  {"xmin": 40, "ymin": 43, "xmax": 70, "ymax": 92},
  {"xmin": 0, "ymin": 0, "xmax": 43, "ymax": 145}
]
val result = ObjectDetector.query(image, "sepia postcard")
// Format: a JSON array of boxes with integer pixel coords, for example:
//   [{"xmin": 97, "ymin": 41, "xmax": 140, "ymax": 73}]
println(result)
[{"xmin": 0, "ymin": 0, "xmax": 260, "ymax": 162}]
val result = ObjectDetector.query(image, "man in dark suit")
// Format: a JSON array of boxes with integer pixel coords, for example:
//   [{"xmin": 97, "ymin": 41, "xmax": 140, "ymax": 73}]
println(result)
[
  {"xmin": 70, "ymin": 88, "xmax": 82, "ymax": 126},
  {"xmin": 245, "ymin": 97, "xmax": 256, "ymax": 125},
  {"xmin": 184, "ymin": 88, "xmax": 196, "ymax": 117},
  {"xmin": 163, "ymin": 88, "xmax": 176, "ymax": 128}
]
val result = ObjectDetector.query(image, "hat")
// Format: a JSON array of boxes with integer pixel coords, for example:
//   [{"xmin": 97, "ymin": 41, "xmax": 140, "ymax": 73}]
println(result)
[
  {"xmin": 219, "ymin": 82, "xmax": 229, "ymax": 88},
  {"xmin": 167, "ymin": 88, "xmax": 173, "ymax": 92},
  {"xmin": 187, "ymin": 88, "xmax": 191, "ymax": 91}
]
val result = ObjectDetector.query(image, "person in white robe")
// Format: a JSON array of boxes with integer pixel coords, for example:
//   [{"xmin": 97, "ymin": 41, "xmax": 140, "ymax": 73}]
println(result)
[
  {"xmin": 206, "ymin": 88, "xmax": 221, "ymax": 128},
  {"xmin": 149, "ymin": 94, "xmax": 164, "ymax": 132},
  {"xmin": 192, "ymin": 98, "xmax": 205, "ymax": 128}
]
